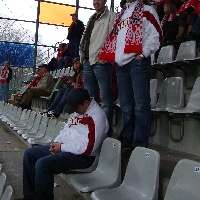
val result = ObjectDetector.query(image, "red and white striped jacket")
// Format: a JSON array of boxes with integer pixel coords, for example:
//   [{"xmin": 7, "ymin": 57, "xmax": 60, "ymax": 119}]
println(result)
[{"xmin": 54, "ymin": 99, "xmax": 109, "ymax": 156}]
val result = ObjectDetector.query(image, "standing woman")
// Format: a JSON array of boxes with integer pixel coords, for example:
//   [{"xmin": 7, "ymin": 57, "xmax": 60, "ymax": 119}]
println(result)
[{"xmin": 0, "ymin": 61, "xmax": 12, "ymax": 103}]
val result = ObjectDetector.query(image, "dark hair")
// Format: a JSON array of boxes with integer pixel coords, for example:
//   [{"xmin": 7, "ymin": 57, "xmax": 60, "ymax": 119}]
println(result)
[{"xmin": 120, "ymin": 0, "xmax": 126, "ymax": 8}]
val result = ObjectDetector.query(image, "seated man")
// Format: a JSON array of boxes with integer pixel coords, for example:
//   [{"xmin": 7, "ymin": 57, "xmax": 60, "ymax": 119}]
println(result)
[
  {"xmin": 14, "ymin": 88, "xmax": 109, "ymax": 200},
  {"xmin": 18, "ymin": 64, "xmax": 54, "ymax": 110}
]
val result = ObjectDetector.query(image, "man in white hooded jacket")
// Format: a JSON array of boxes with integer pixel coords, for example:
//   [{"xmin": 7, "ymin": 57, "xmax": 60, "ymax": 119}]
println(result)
[
  {"xmin": 14, "ymin": 88, "xmax": 108, "ymax": 200},
  {"xmin": 99, "ymin": 0, "xmax": 163, "ymax": 155}
]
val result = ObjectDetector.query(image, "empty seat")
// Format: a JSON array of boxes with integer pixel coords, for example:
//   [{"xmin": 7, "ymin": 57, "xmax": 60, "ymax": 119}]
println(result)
[
  {"xmin": 150, "ymin": 79, "xmax": 158, "ymax": 108},
  {"xmin": 13, "ymin": 109, "xmax": 31, "ymax": 131},
  {"xmin": 16, "ymin": 111, "xmax": 37, "ymax": 134},
  {"xmin": 164, "ymin": 159, "xmax": 200, "ymax": 200},
  {"xmin": 27, "ymin": 120, "xmax": 65, "ymax": 145},
  {"xmin": 70, "ymin": 138, "xmax": 121, "ymax": 192},
  {"xmin": 170, "ymin": 77, "xmax": 200, "ymax": 114},
  {"xmin": 22, "ymin": 116, "xmax": 49, "ymax": 140},
  {"xmin": 6, "ymin": 107, "xmax": 22, "ymax": 125},
  {"xmin": 28, "ymin": 119, "xmax": 57, "ymax": 144},
  {"xmin": 156, "ymin": 45, "xmax": 176, "ymax": 65},
  {"xmin": 1, "ymin": 185, "xmax": 13, "ymax": 200},
  {"xmin": 152, "ymin": 77, "xmax": 184, "ymax": 112},
  {"xmin": 91, "ymin": 147, "xmax": 160, "ymax": 200},
  {"xmin": 0, "ymin": 173, "xmax": 6, "ymax": 199},
  {"xmin": 9, "ymin": 109, "xmax": 28, "ymax": 128},
  {"xmin": 18, "ymin": 114, "xmax": 42, "ymax": 136}
]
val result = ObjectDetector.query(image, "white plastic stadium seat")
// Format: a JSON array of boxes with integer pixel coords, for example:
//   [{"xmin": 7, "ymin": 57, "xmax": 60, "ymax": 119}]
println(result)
[
  {"xmin": 164, "ymin": 159, "xmax": 200, "ymax": 200},
  {"xmin": 91, "ymin": 147, "xmax": 160, "ymax": 200},
  {"xmin": 70, "ymin": 138, "xmax": 121, "ymax": 192}
]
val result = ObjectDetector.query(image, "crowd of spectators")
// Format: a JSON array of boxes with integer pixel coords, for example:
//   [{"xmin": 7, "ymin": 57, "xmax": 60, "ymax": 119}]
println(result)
[{"xmin": 12, "ymin": 1, "xmax": 200, "ymax": 199}]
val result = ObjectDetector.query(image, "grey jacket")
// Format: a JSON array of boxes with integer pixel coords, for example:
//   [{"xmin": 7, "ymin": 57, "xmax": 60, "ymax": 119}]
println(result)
[{"xmin": 80, "ymin": 6, "xmax": 116, "ymax": 65}]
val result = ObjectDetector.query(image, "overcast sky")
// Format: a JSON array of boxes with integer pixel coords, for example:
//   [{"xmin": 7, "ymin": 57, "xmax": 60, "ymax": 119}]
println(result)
[{"xmin": 0, "ymin": 0, "xmax": 121, "ymax": 47}]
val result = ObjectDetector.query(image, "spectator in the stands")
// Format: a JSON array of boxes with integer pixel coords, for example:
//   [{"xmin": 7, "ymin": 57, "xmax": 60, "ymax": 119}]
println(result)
[
  {"xmin": 53, "ymin": 43, "xmax": 72, "ymax": 69},
  {"xmin": 28, "ymin": 69, "xmax": 43, "ymax": 89},
  {"xmin": 39, "ymin": 57, "xmax": 83, "ymax": 118},
  {"xmin": 161, "ymin": 1, "xmax": 178, "ymax": 37},
  {"xmin": 18, "ymin": 64, "xmax": 54, "ymax": 110},
  {"xmin": 186, "ymin": 1, "xmax": 200, "ymax": 42},
  {"xmin": 67, "ymin": 13, "xmax": 85, "ymax": 61},
  {"xmin": 48, "ymin": 43, "xmax": 69, "ymax": 71},
  {"xmin": 164, "ymin": 0, "xmax": 199, "ymax": 43},
  {"xmin": 14, "ymin": 88, "xmax": 108, "ymax": 200},
  {"xmin": 80, "ymin": 0, "xmax": 116, "ymax": 137},
  {"xmin": 98, "ymin": 0, "xmax": 162, "ymax": 155},
  {"xmin": 154, "ymin": 0, "xmax": 182, "ymax": 22},
  {"xmin": 0, "ymin": 61, "xmax": 12, "ymax": 103}
]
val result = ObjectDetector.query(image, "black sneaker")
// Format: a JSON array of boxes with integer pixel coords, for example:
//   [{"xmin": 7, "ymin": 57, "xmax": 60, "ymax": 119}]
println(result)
[{"xmin": 46, "ymin": 110, "xmax": 57, "ymax": 119}]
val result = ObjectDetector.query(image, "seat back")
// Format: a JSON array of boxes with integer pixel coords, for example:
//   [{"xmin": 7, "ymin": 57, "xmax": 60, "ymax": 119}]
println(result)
[
  {"xmin": 150, "ymin": 79, "xmax": 158, "ymax": 107},
  {"xmin": 1, "ymin": 104, "xmax": 13, "ymax": 119},
  {"xmin": 70, "ymin": 138, "xmax": 121, "ymax": 192},
  {"xmin": 164, "ymin": 159, "xmax": 200, "ymax": 200},
  {"xmin": 26, "ymin": 114, "xmax": 42, "ymax": 133},
  {"xmin": 1, "ymin": 185, "xmax": 13, "ymax": 200},
  {"xmin": 52, "ymin": 121, "xmax": 65, "ymax": 139},
  {"xmin": 155, "ymin": 77, "xmax": 184, "ymax": 109},
  {"xmin": 22, "ymin": 111, "xmax": 37, "ymax": 129},
  {"xmin": 96, "ymin": 138, "xmax": 121, "ymax": 184},
  {"xmin": 9, "ymin": 108, "xmax": 27, "ymax": 127},
  {"xmin": 123, "ymin": 147, "xmax": 160, "ymax": 200},
  {"xmin": 34, "ymin": 116, "xmax": 49, "ymax": 137},
  {"xmin": 12, "ymin": 107, "xmax": 22, "ymax": 122},
  {"xmin": 185, "ymin": 77, "xmax": 200, "ymax": 109},
  {"xmin": 42, "ymin": 118, "xmax": 57, "ymax": 139},
  {"xmin": 176, "ymin": 40, "xmax": 197, "ymax": 61},
  {"xmin": 0, "ymin": 173, "xmax": 6, "ymax": 199},
  {"xmin": 157, "ymin": 45, "xmax": 176, "ymax": 64}
]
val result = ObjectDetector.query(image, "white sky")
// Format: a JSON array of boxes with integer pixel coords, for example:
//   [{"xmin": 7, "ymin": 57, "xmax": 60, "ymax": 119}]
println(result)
[{"xmin": 0, "ymin": 0, "xmax": 121, "ymax": 47}]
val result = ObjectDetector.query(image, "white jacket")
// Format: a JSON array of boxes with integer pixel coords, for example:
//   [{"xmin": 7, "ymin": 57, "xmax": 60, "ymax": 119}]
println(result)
[
  {"xmin": 116, "ymin": 2, "xmax": 162, "ymax": 66},
  {"xmin": 54, "ymin": 99, "xmax": 109, "ymax": 156}
]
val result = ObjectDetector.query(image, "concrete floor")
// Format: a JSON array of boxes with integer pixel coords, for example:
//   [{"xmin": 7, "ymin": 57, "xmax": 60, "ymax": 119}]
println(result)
[
  {"xmin": 1, "ymin": 119, "xmax": 200, "ymax": 200},
  {"xmin": 0, "ymin": 120, "xmax": 87, "ymax": 200}
]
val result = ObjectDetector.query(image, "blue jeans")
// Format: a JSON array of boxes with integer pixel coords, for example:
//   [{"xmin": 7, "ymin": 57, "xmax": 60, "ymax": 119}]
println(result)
[
  {"xmin": 54, "ymin": 57, "xmax": 65, "ymax": 69},
  {"xmin": 69, "ymin": 39, "xmax": 80, "ymax": 61},
  {"xmin": 23, "ymin": 145, "xmax": 95, "ymax": 200},
  {"xmin": 0, "ymin": 82, "xmax": 9, "ymax": 102},
  {"xmin": 192, "ymin": 16, "xmax": 200, "ymax": 35},
  {"xmin": 83, "ymin": 60, "xmax": 113, "ymax": 136},
  {"xmin": 116, "ymin": 58, "xmax": 152, "ymax": 147},
  {"xmin": 47, "ymin": 85, "xmax": 73, "ymax": 117}
]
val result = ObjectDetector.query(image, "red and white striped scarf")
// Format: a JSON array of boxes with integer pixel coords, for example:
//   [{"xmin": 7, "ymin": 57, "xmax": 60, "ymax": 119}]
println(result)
[{"xmin": 99, "ymin": 0, "xmax": 143, "ymax": 63}]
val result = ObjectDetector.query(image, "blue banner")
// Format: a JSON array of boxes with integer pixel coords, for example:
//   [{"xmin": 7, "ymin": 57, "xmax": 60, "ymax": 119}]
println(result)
[{"xmin": 0, "ymin": 42, "xmax": 34, "ymax": 67}]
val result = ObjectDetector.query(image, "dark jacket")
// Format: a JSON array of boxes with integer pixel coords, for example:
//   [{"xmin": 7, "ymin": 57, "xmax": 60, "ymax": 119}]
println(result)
[{"xmin": 67, "ymin": 20, "xmax": 85, "ymax": 41}]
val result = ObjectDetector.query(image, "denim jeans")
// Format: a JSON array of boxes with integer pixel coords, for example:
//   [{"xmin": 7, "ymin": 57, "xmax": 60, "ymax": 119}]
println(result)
[
  {"xmin": 116, "ymin": 57, "xmax": 152, "ymax": 147},
  {"xmin": 83, "ymin": 60, "xmax": 113, "ymax": 136},
  {"xmin": 23, "ymin": 145, "xmax": 95, "ymax": 200},
  {"xmin": 47, "ymin": 85, "xmax": 73, "ymax": 117},
  {"xmin": 54, "ymin": 57, "xmax": 65, "ymax": 69},
  {"xmin": 69, "ymin": 39, "xmax": 80, "ymax": 61},
  {"xmin": 192, "ymin": 16, "xmax": 200, "ymax": 35},
  {"xmin": 0, "ymin": 82, "xmax": 9, "ymax": 102}
]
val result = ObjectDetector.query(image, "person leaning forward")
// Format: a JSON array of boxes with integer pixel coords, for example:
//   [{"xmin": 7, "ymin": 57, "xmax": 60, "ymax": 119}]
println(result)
[
  {"xmin": 80, "ymin": 0, "xmax": 116, "ymax": 137},
  {"xmin": 14, "ymin": 88, "xmax": 109, "ymax": 200},
  {"xmin": 18, "ymin": 64, "xmax": 54, "ymax": 110}
]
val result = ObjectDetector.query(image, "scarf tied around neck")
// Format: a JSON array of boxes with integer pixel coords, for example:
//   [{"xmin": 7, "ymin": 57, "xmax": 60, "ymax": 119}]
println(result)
[{"xmin": 99, "ymin": 0, "xmax": 144, "ymax": 63}]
